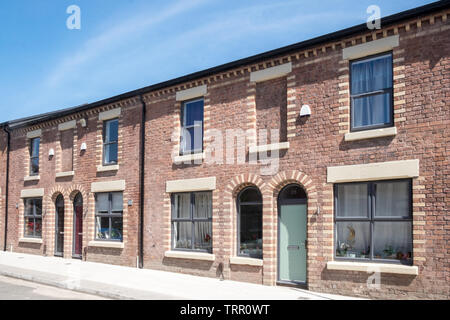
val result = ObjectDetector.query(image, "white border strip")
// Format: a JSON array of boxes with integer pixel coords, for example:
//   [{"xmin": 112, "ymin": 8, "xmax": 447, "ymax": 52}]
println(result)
[
  {"xmin": 21, "ymin": 188, "xmax": 45, "ymax": 198},
  {"xmin": 166, "ymin": 177, "xmax": 216, "ymax": 193},
  {"xmin": 250, "ymin": 63, "xmax": 292, "ymax": 82},
  {"xmin": 176, "ymin": 85, "xmax": 207, "ymax": 101},
  {"xmin": 91, "ymin": 180, "xmax": 126, "ymax": 193},
  {"xmin": 327, "ymin": 160, "xmax": 419, "ymax": 183},
  {"xmin": 343, "ymin": 35, "xmax": 399, "ymax": 60}
]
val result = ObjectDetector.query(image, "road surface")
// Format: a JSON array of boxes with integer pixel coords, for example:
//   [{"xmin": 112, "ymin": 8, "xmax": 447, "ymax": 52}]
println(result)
[{"xmin": 0, "ymin": 275, "xmax": 108, "ymax": 300}]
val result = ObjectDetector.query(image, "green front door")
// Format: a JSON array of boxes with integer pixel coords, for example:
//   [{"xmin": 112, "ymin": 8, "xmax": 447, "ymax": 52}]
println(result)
[{"xmin": 279, "ymin": 204, "xmax": 307, "ymax": 283}]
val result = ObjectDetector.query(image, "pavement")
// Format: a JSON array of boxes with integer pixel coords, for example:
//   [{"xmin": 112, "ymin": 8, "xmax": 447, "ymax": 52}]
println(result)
[{"xmin": 0, "ymin": 251, "xmax": 362, "ymax": 300}]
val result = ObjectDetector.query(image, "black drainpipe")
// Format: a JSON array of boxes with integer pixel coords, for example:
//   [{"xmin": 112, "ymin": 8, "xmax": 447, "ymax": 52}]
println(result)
[
  {"xmin": 3, "ymin": 125, "xmax": 10, "ymax": 252},
  {"xmin": 138, "ymin": 95, "xmax": 146, "ymax": 268}
]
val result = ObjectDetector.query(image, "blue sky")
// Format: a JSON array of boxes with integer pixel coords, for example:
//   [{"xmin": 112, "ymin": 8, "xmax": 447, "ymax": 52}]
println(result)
[{"xmin": 0, "ymin": 0, "xmax": 434, "ymax": 122}]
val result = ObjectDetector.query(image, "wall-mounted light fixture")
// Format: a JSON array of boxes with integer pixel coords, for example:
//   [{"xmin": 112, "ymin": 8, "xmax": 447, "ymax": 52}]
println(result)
[
  {"xmin": 80, "ymin": 142, "xmax": 87, "ymax": 151},
  {"xmin": 300, "ymin": 105, "xmax": 312, "ymax": 117},
  {"xmin": 48, "ymin": 148, "xmax": 55, "ymax": 157},
  {"xmin": 79, "ymin": 119, "xmax": 87, "ymax": 127}
]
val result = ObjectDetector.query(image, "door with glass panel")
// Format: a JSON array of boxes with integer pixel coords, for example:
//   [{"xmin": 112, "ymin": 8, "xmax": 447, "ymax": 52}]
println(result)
[
  {"xmin": 278, "ymin": 185, "xmax": 307, "ymax": 284},
  {"xmin": 73, "ymin": 193, "xmax": 83, "ymax": 259},
  {"xmin": 55, "ymin": 195, "xmax": 65, "ymax": 257}
]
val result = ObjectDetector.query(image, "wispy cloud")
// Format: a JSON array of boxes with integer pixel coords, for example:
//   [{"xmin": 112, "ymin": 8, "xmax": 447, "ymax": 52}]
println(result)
[
  {"xmin": 45, "ymin": 0, "xmax": 209, "ymax": 88},
  {"xmin": 29, "ymin": 0, "xmax": 354, "ymax": 112}
]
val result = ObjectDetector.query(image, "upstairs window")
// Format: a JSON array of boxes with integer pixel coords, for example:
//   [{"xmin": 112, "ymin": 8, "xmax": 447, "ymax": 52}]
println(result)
[
  {"xmin": 103, "ymin": 119, "xmax": 119, "ymax": 165},
  {"xmin": 29, "ymin": 137, "xmax": 40, "ymax": 176},
  {"xmin": 180, "ymin": 99, "xmax": 204, "ymax": 155},
  {"xmin": 350, "ymin": 52, "xmax": 393, "ymax": 131}
]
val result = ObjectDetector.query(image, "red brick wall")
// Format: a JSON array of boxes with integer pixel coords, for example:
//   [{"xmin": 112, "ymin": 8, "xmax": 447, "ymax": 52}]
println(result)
[
  {"xmin": 141, "ymin": 14, "xmax": 449, "ymax": 299},
  {"xmin": 256, "ymin": 77, "xmax": 288, "ymax": 143},
  {"xmin": 5, "ymin": 102, "xmax": 142, "ymax": 267},
  {"xmin": 1, "ymin": 9, "xmax": 448, "ymax": 300}
]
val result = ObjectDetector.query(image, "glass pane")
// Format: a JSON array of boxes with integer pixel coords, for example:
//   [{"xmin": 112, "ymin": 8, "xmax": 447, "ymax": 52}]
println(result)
[
  {"xmin": 239, "ymin": 188, "xmax": 262, "ymax": 203},
  {"xmin": 104, "ymin": 143, "xmax": 118, "ymax": 164},
  {"xmin": 34, "ymin": 218, "xmax": 42, "ymax": 238},
  {"xmin": 24, "ymin": 218, "xmax": 35, "ymax": 237},
  {"xmin": 280, "ymin": 185, "xmax": 306, "ymax": 202},
  {"xmin": 181, "ymin": 127, "xmax": 202, "ymax": 154},
  {"xmin": 194, "ymin": 193, "xmax": 212, "ymax": 219},
  {"xmin": 173, "ymin": 193, "xmax": 190, "ymax": 219},
  {"xmin": 111, "ymin": 192, "xmax": 123, "ymax": 212},
  {"xmin": 351, "ymin": 54, "xmax": 392, "ymax": 95},
  {"xmin": 31, "ymin": 138, "xmax": 40, "ymax": 157},
  {"xmin": 110, "ymin": 217, "xmax": 123, "ymax": 241},
  {"xmin": 337, "ymin": 184, "xmax": 368, "ymax": 218},
  {"xmin": 35, "ymin": 199, "xmax": 42, "ymax": 216},
  {"xmin": 184, "ymin": 100, "xmax": 204, "ymax": 127},
  {"xmin": 373, "ymin": 222, "xmax": 412, "ymax": 264},
  {"xmin": 96, "ymin": 193, "xmax": 109, "ymax": 212},
  {"xmin": 352, "ymin": 93, "xmax": 391, "ymax": 129},
  {"xmin": 194, "ymin": 221, "xmax": 212, "ymax": 252},
  {"xmin": 24, "ymin": 199, "xmax": 34, "ymax": 216},
  {"xmin": 96, "ymin": 216, "xmax": 110, "ymax": 240},
  {"xmin": 375, "ymin": 181, "xmax": 410, "ymax": 218},
  {"xmin": 173, "ymin": 222, "xmax": 192, "ymax": 249},
  {"xmin": 239, "ymin": 204, "xmax": 263, "ymax": 258},
  {"xmin": 105, "ymin": 120, "xmax": 119, "ymax": 143},
  {"xmin": 336, "ymin": 222, "xmax": 370, "ymax": 259},
  {"xmin": 30, "ymin": 158, "xmax": 39, "ymax": 175}
]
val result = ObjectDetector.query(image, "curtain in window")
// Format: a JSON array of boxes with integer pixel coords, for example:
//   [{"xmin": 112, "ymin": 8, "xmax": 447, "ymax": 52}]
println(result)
[
  {"xmin": 351, "ymin": 54, "xmax": 392, "ymax": 129},
  {"xmin": 194, "ymin": 193, "xmax": 212, "ymax": 250},
  {"xmin": 353, "ymin": 93, "xmax": 391, "ymax": 128},
  {"xmin": 173, "ymin": 193, "xmax": 190, "ymax": 219},
  {"xmin": 375, "ymin": 181, "xmax": 409, "ymax": 217},
  {"xmin": 351, "ymin": 55, "xmax": 392, "ymax": 94},
  {"xmin": 373, "ymin": 222, "xmax": 412, "ymax": 260},
  {"xmin": 194, "ymin": 193, "xmax": 211, "ymax": 218},
  {"xmin": 337, "ymin": 184, "xmax": 368, "ymax": 218},
  {"xmin": 336, "ymin": 222, "xmax": 370, "ymax": 258},
  {"xmin": 173, "ymin": 222, "xmax": 192, "ymax": 249}
]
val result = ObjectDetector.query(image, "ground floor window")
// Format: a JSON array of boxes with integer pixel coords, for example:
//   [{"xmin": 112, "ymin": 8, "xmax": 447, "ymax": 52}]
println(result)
[
  {"xmin": 171, "ymin": 192, "xmax": 212, "ymax": 253},
  {"xmin": 238, "ymin": 187, "xmax": 263, "ymax": 259},
  {"xmin": 95, "ymin": 192, "xmax": 123, "ymax": 241},
  {"xmin": 24, "ymin": 198, "xmax": 42, "ymax": 238},
  {"xmin": 334, "ymin": 179, "xmax": 412, "ymax": 265}
]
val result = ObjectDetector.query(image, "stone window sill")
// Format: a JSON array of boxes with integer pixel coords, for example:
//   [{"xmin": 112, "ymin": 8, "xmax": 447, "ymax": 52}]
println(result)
[
  {"xmin": 56, "ymin": 171, "xmax": 74, "ymax": 178},
  {"xmin": 174, "ymin": 152, "xmax": 206, "ymax": 163},
  {"xmin": 88, "ymin": 241, "xmax": 124, "ymax": 249},
  {"xmin": 230, "ymin": 256, "xmax": 263, "ymax": 267},
  {"xmin": 19, "ymin": 238, "xmax": 43, "ymax": 244},
  {"xmin": 327, "ymin": 261, "xmax": 418, "ymax": 276},
  {"xmin": 344, "ymin": 127, "xmax": 397, "ymax": 142},
  {"xmin": 249, "ymin": 142, "xmax": 290, "ymax": 154},
  {"xmin": 24, "ymin": 176, "xmax": 40, "ymax": 182},
  {"xmin": 97, "ymin": 165, "xmax": 119, "ymax": 173},
  {"xmin": 164, "ymin": 250, "xmax": 215, "ymax": 262}
]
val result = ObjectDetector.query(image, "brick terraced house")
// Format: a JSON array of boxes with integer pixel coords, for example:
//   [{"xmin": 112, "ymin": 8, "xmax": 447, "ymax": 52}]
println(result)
[{"xmin": 0, "ymin": 2, "xmax": 449, "ymax": 299}]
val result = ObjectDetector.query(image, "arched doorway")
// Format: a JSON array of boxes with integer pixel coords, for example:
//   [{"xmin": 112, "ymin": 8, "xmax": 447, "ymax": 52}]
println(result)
[
  {"xmin": 278, "ymin": 184, "xmax": 307, "ymax": 284},
  {"xmin": 55, "ymin": 195, "xmax": 65, "ymax": 257},
  {"xmin": 73, "ymin": 193, "xmax": 83, "ymax": 259}
]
